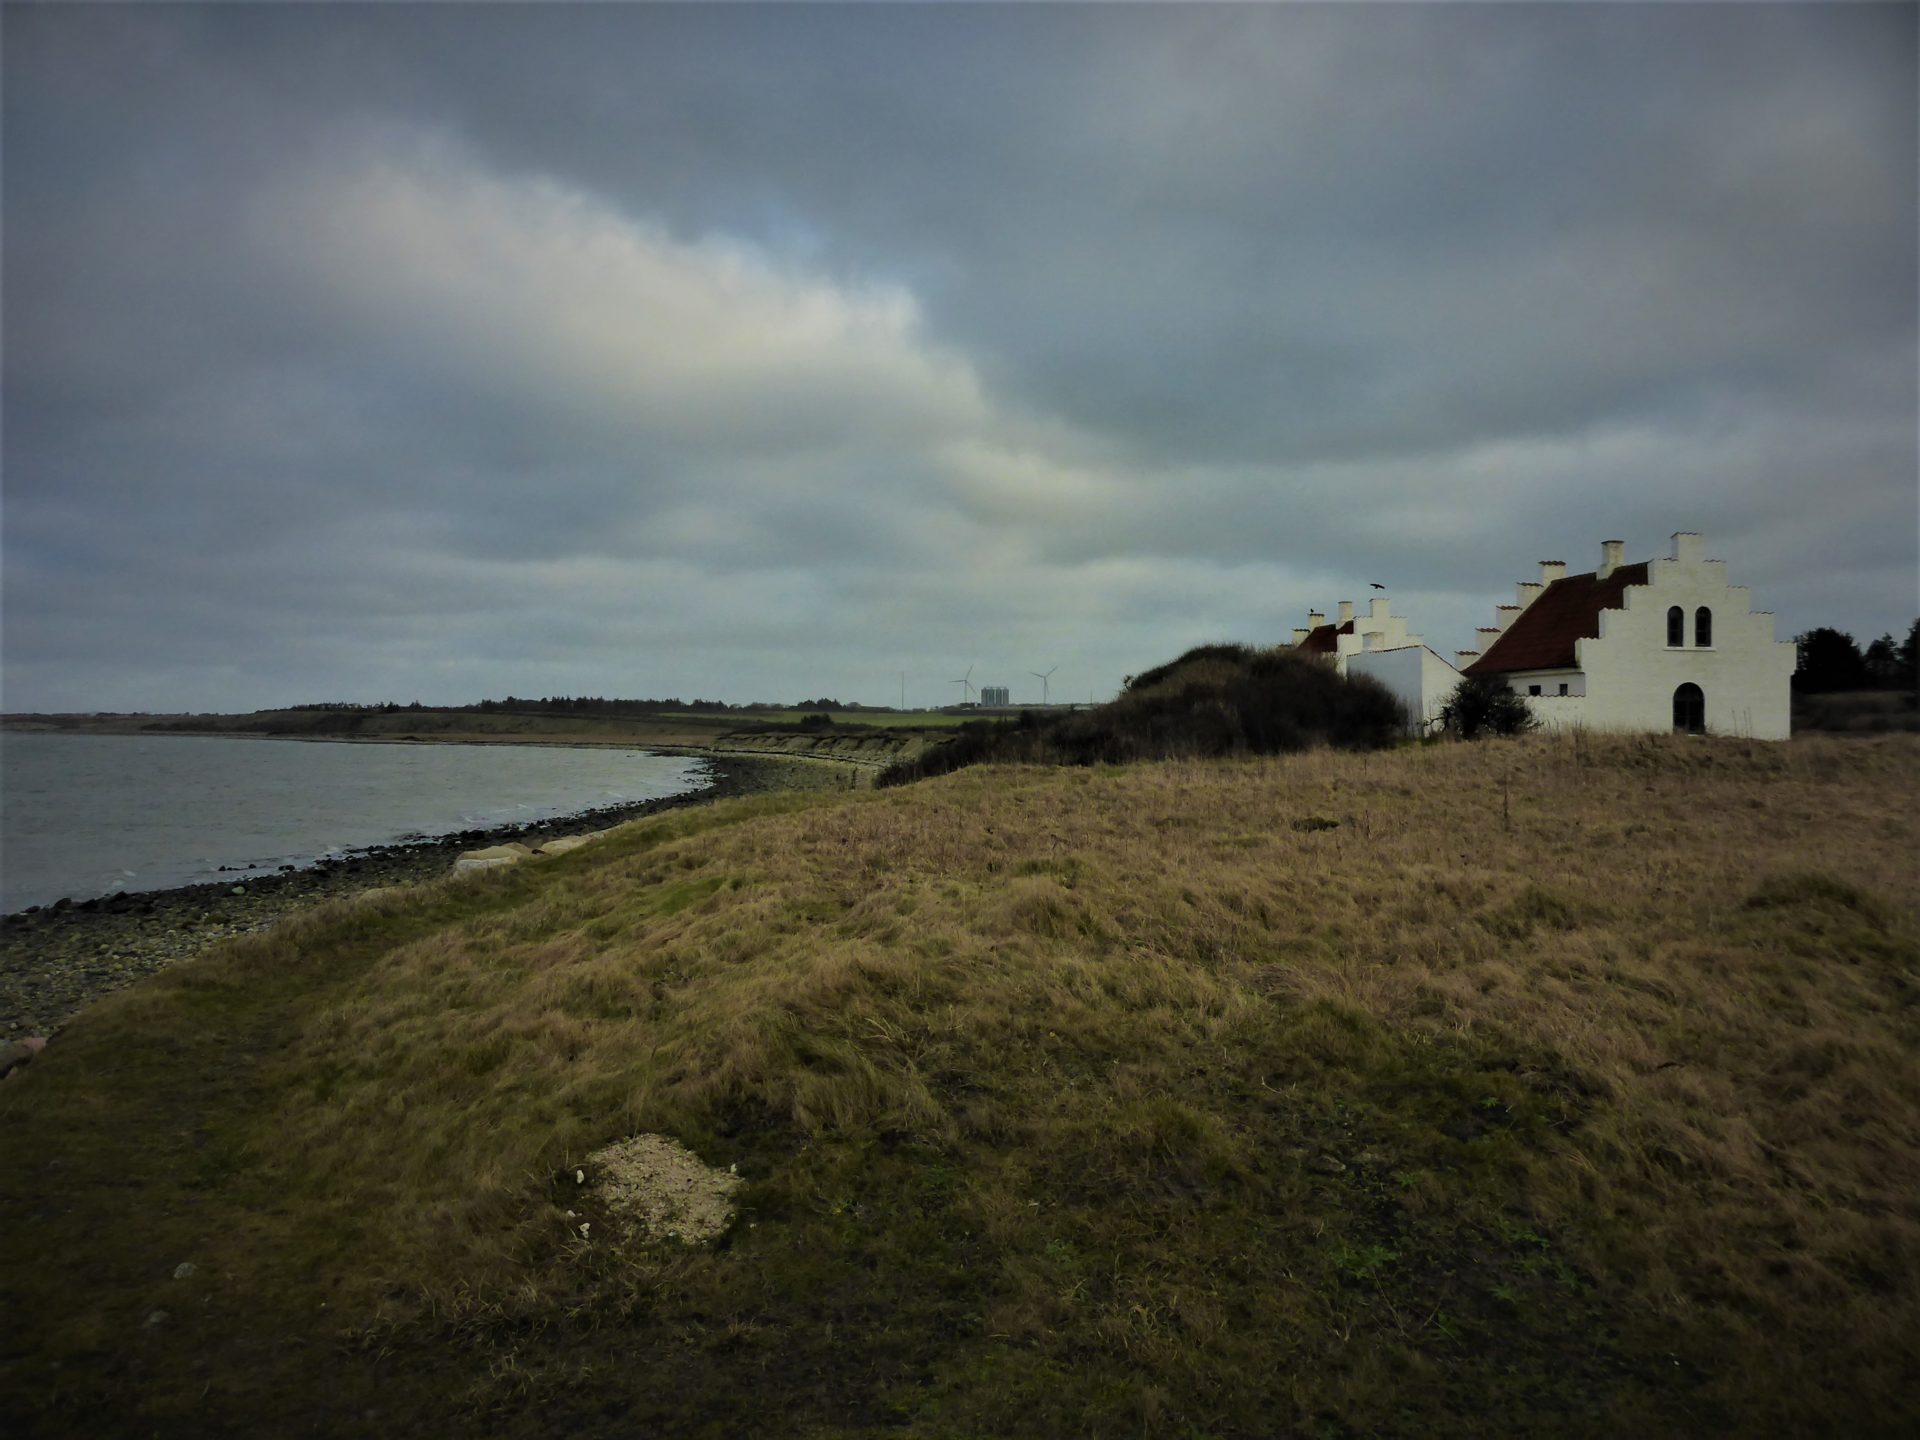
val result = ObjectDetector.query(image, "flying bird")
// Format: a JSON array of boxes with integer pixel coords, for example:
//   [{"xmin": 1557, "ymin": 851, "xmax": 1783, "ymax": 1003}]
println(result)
[{"xmin": 1369, "ymin": 582, "xmax": 1386, "ymax": 590}]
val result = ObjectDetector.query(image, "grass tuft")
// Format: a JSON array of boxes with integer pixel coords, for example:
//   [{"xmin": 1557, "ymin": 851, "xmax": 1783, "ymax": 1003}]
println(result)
[{"xmin": 1745, "ymin": 871, "xmax": 1887, "ymax": 926}]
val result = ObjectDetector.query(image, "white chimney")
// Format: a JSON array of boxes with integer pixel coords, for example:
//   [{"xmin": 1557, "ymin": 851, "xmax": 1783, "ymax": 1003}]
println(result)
[
  {"xmin": 1370, "ymin": 597, "xmax": 1390, "ymax": 621},
  {"xmin": 1598, "ymin": 540, "xmax": 1625, "ymax": 580},
  {"xmin": 1495, "ymin": 605, "xmax": 1522, "ymax": 631},
  {"xmin": 1515, "ymin": 580, "xmax": 1543, "ymax": 610},
  {"xmin": 1308, "ymin": 610, "xmax": 1324, "ymax": 628},
  {"xmin": 1671, "ymin": 531, "xmax": 1704, "ymax": 562},
  {"xmin": 1539, "ymin": 560, "xmax": 1566, "ymax": 585},
  {"xmin": 1456, "ymin": 650, "xmax": 1481, "ymax": 666},
  {"xmin": 1338, "ymin": 600, "xmax": 1354, "ymax": 625},
  {"xmin": 1291, "ymin": 628, "xmax": 1309, "ymax": 645}
]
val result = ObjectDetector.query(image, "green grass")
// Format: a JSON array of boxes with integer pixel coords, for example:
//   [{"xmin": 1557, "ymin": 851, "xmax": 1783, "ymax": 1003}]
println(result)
[{"xmin": 3, "ymin": 736, "xmax": 1918, "ymax": 1437}]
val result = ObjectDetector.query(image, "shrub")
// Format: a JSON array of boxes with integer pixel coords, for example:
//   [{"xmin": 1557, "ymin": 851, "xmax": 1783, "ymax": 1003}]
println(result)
[
  {"xmin": 878, "ymin": 644, "xmax": 1406, "ymax": 785},
  {"xmin": 1440, "ymin": 676, "xmax": 1538, "ymax": 740}
]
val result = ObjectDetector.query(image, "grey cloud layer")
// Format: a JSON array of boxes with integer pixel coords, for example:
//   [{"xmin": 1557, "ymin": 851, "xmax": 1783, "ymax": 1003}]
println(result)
[{"xmin": 4, "ymin": 4, "xmax": 1913, "ymax": 712}]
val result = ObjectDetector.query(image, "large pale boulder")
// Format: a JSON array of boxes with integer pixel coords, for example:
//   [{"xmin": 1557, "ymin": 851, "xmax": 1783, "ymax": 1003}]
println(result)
[
  {"xmin": 452, "ymin": 843, "xmax": 534, "ymax": 875},
  {"xmin": 534, "ymin": 834, "xmax": 595, "ymax": 856}
]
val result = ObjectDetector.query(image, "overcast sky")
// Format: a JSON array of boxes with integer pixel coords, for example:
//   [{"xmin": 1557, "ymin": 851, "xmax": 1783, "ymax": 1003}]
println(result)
[{"xmin": 4, "ymin": 3, "xmax": 1914, "ymax": 714}]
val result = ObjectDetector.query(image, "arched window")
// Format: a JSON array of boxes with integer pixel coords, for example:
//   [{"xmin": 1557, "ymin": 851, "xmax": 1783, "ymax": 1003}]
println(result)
[
  {"xmin": 1673, "ymin": 683, "xmax": 1704, "ymax": 735},
  {"xmin": 1695, "ymin": 607, "xmax": 1712, "ymax": 647},
  {"xmin": 1667, "ymin": 606, "xmax": 1685, "ymax": 647}
]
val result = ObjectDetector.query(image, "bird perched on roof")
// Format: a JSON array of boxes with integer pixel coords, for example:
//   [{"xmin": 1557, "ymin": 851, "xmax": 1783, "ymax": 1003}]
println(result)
[{"xmin": 1369, "ymin": 582, "xmax": 1386, "ymax": 590}]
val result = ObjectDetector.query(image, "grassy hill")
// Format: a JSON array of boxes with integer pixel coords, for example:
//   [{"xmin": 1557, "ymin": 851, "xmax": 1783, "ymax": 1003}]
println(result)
[{"xmin": 3, "ymin": 734, "xmax": 1917, "ymax": 1436}]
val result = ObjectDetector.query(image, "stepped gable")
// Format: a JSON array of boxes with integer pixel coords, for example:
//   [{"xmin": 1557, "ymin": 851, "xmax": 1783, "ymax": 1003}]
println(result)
[
  {"xmin": 1465, "ymin": 562, "xmax": 1649, "ymax": 675},
  {"xmin": 1296, "ymin": 619, "xmax": 1354, "ymax": 655}
]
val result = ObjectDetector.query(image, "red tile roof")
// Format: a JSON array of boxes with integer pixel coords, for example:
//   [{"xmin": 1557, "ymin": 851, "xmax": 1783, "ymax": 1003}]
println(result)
[
  {"xmin": 1464, "ymin": 562, "xmax": 1649, "ymax": 675},
  {"xmin": 1297, "ymin": 620, "xmax": 1354, "ymax": 655}
]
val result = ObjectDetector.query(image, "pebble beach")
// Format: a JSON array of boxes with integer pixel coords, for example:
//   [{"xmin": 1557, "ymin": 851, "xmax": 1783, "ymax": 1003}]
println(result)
[{"xmin": 0, "ymin": 753, "xmax": 841, "ymax": 1042}]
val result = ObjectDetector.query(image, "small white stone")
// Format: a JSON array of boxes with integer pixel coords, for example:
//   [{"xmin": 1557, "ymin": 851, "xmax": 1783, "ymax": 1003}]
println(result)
[
  {"xmin": 579, "ymin": 1222, "xmax": 590, "ymax": 1237},
  {"xmin": 172, "ymin": 1261, "xmax": 197, "ymax": 1280},
  {"xmin": 575, "ymin": 1169, "xmax": 585, "ymax": 1185}
]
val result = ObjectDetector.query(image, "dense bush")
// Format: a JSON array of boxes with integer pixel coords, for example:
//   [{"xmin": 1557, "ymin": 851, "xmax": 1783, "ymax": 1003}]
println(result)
[
  {"xmin": 1439, "ymin": 675, "xmax": 1539, "ymax": 739},
  {"xmin": 879, "ymin": 644, "xmax": 1405, "ymax": 786},
  {"xmin": 1795, "ymin": 621, "xmax": 1919, "ymax": 693}
]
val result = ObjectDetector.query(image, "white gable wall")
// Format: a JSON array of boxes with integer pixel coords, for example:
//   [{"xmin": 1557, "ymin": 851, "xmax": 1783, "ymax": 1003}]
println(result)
[
  {"xmin": 1332, "ymin": 597, "xmax": 1419, "ymax": 667},
  {"xmin": 1348, "ymin": 645, "xmax": 1461, "ymax": 734},
  {"xmin": 1496, "ymin": 533, "xmax": 1795, "ymax": 739},
  {"xmin": 1290, "ymin": 595, "xmax": 1458, "ymax": 733}
]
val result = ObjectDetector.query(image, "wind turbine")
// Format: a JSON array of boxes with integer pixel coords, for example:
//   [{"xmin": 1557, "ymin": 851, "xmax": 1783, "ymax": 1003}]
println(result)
[
  {"xmin": 1029, "ymin": 665, "xmax": 1058, "ymax": 706},
  {"xmin": 950, "ymin": 663, "xmax": 975, "ymax": 706}
]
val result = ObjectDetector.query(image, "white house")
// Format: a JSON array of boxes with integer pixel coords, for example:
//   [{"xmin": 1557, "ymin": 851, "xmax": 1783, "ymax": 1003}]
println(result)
[
  {"xmin": 1291, "ymin": 595, "xmax": 1462, "ymax": 733},
  {"xmin": 1459, "ymin": 532, "xmax": 1795, "ymax": 739}
]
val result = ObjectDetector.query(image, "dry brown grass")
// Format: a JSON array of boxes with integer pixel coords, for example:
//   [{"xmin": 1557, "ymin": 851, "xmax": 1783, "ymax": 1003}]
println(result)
[
  {"xmin": 3, "ymin": 734, "xmax": 1916, "ymax": 1437},
  {"xmin": 1794, "ymin": 687, "xmax": 1920, "ymax": 734}
]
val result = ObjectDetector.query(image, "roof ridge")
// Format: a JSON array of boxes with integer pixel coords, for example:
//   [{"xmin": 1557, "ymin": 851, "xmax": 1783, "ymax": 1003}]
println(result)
[{"xmin": 1465, "ymin": 561, "xmax": 1650, "ymax": 675}]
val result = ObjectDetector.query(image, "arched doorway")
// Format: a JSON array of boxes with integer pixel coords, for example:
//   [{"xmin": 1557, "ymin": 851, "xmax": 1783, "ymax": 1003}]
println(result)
[{"xmin": 1673, "ymin": 683, "xmax": 1704, "ymax": 735}]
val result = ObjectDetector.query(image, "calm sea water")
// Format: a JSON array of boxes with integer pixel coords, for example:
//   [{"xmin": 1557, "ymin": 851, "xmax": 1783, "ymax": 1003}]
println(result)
[{"xmin": 0, "ymin": 732, "xmax": 710, "ymax": 913}]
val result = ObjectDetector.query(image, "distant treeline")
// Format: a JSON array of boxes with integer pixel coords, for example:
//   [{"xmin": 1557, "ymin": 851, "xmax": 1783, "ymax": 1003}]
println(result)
[
  {"xmin": 274, "ymin": 696, "xmax": 872, "ymax": 717},
  {"xmin": 1794, "ymin": 621, "xmax": 1918, "ymax": 694}
]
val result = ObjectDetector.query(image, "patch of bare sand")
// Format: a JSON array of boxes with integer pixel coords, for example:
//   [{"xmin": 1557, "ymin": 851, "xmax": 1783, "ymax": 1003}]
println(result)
[{"xmin": 580, "ymin": 1134, "xmax": 741, "ymax": 1245}]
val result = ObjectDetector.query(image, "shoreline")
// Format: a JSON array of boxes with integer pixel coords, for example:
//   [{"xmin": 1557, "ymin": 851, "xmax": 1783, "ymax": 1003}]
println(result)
[
  {"xmin": 0, "ymin": 752, "xmax": 841, "ymax": 1042},
  {"xmin": 5, "ymin": 724, "xmax": 727, "ymax": 750}
]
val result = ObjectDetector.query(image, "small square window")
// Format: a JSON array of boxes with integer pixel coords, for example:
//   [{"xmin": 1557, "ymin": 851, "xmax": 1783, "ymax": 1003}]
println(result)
[
  {"xmin": 1528, "ymin": 685, "xmax": 1542, "ymax": 696},
  {"xmin": 1558, "ymin": 683, "xmax": 1569, "ymax": 696}
]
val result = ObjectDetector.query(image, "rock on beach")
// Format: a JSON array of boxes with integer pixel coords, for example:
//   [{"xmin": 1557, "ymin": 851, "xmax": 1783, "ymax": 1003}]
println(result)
[{"xmin": 451, "ymin": 843, "xmax": 535, "ymax": 874}]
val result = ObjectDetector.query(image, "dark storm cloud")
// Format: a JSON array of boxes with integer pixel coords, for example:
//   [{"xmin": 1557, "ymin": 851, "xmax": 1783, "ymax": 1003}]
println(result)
[{"xmin": 3, "ymin": 3, "xmax": 1913, "ymax": 713}]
